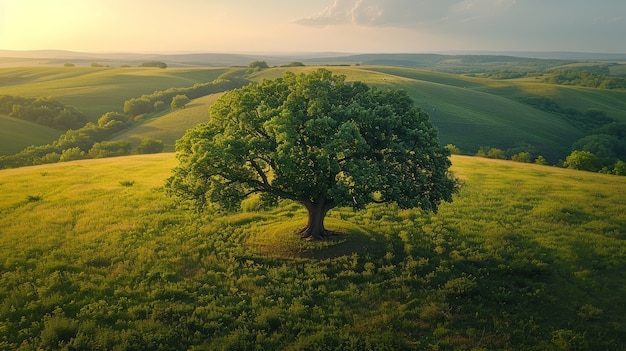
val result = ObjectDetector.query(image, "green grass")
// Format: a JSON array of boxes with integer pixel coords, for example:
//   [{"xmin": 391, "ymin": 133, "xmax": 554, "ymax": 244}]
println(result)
[
  {"xmin": 1, "ymin": 154, "xmax": 624, "ymax": 349},
  {"xmin": 0, "ymin": 114, "xmax": 63, "ymax": 155},
  {"xmin": 112, "ymin": 93, "xmax": 224, "ymax": 151},
  {"xmin": 0, "ymin": 66, "xmax": 229, "ymax": 120}
]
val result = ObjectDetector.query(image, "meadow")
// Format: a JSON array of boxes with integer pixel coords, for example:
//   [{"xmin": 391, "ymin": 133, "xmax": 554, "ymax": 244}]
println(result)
[{"xmin": 0, "ymin": 153, "xmax": 624, "ymax": 350}]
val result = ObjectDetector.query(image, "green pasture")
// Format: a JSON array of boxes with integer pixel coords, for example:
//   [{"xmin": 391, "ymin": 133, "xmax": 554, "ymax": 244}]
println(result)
[
  {"xmin": 0, "ymin": 114, "xmax": 62, "ymax": 155},
  {"xmin": 0, "ymin": 66, "xmax": 229, "ymax": 120},
  {"xmin": 0, "ymin": 154, "xmax": 624, "ymax": 349},
  {"xmin": 112, "ymin": 93, "xmax": 224, "ymax": 151}
]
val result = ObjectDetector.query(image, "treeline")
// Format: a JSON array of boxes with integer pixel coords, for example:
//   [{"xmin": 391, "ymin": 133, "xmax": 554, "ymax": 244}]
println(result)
[
  {"xmin": 0, "ymin": 114, "xmax": 164, "ymax": 168},
  {"xmin": 0, "ymin": 74, "xmax": 250, "ymax": 169},
  {"xmin": 543, "ymin": 65, "xmax": 626, "ymax": 90},
  {"xmin": 0, "ymin": 95, "xmax": 88, "ymax": 130},
  {"xmin": 460, "ymin": 121, "xmax": 626, "ymax": 175},
  {"xmin": 123, "ymin": 77, "xmax": 249, "ymax": 117}
]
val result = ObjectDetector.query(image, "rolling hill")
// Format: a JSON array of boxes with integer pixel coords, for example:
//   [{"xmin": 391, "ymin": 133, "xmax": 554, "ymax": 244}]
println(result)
[
  {"xmin": 0, "ymin": 154, "xmax": 624, "ymax": 349},
  {"xmin": 0, "ymin": 66, "xmax": 230, "ymax": 120},
  {"xmin": 112, "ymin": 93, "xmax": 224, "ymax": 151},
  {"xmin": 3, "ymin": 60, "xmax": 626, "ymax": 164},
  {"xmin": 0, "ymin": 114, "xmax": 63, "ymax": 155}
]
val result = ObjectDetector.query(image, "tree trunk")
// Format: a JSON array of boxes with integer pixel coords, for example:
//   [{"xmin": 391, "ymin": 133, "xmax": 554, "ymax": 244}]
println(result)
[{"xmin": 298, "ymin": 198, "xmax": 335, "ymax": 240}]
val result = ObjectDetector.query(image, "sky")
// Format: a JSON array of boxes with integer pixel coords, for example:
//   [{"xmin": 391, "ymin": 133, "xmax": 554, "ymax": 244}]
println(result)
[{"xmin": 1, "ymin": 0, "xmax": 625, "ymax": 54}]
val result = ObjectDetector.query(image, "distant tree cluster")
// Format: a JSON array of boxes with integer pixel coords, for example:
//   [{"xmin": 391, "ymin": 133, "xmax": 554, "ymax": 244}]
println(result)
[
  {"xmin": 248, "ymin": 61, "xmax": 269, "ymax": 69},
  {"xmin": 474, "ymin": 145, "xmax": 550, "ymax": 166},
  {"xmin": 281, "ymin": 62, "xmax": 305, "ymax": 67},
  {"xmin": 564, "ymin": 124, "xmax": 626, "ymax": 174},
  {"xmin": 543, "ymin": 66, "xmax": 626, "ymax": 90},
  {"xmin": 0, "ymin": 95, "xmax": 88, "ymax": 130},
  {"xmin": 123, "ymin": 78, "xmax": 248, "ymax": 117},
  {"xmin": 0, "ymin": 112, "xmax": 164, "ymax": 168},
  {"xmin": 472, "ymin": 128, "xmax": 626, "ymax": 175},
  {"xmin": 140, "ymin": 61, "xmax": 167, "ymax": 69}
]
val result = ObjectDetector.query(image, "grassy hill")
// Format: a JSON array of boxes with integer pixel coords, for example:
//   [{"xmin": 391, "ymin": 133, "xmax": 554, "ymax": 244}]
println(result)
[
  {"xmin": 0, "ymin": 66, "xmax": 229, "ymax": 120},
  {"xmin": 3, "ymin": 63, "xmax": 626, "ymax": 165},
  {"xmin": 112, "ymin": 93, "xmax": 224, "ymax": 151},
  {"xmin": 1, "ymin": 154, "xmax": 624, "ymax": 350},
  {"xmin": 0, "ymin": 114, "xmax": 63, "ymax": 155}
]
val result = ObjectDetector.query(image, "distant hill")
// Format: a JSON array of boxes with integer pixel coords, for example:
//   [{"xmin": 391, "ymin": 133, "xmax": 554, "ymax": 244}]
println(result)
[{"xmin": 3, "ymin": 49, "xmax": 625, "ymax": 69}]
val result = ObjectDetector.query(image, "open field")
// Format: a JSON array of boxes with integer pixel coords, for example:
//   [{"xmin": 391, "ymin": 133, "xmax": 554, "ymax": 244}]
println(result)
[{"xmin": 1, "ymin": 154, "xmax": 624, "ymax": 349}]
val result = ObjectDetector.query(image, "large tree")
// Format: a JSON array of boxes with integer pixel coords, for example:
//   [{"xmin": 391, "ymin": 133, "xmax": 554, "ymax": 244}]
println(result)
[{"xmin": 166, "ymin": 69, "xmax": 458, "ymax": 240}]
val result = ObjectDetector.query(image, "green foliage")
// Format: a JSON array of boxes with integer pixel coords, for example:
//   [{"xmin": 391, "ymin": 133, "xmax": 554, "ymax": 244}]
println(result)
[
  {"xmin": 136, "ymin": 138, "xmax": 164, "ymax": 154},
  {"xmin": 140, "ymin": 61, "xmax": 167, "ymax": 69},
  {"xmin": 59, "ymin": 147, "xmax": 86, "ymax": 162},
  {"xmin": 614, "ymin": 160, "xmax": 626, "ymax": 175},
  {"xmin": 248, "ymin": 60, "xmax": 270, "ymax": 69},
  {"xmin": 0, "ymin": 94, "xmax": 88, "ymax": 130},
  {"xmin": 282, "ymin": 61, "xmax": 305, "ymax": 67},
  {"xmin": 170, "ymin": 94, "xmax": 190, "ymax": 109},
  {"xmin": 476, "ymin": 146, "xmax": 506, "ymax": 159},
  {"xmin": 88, "ymin": 140, "xmax": 131, "ymax": 158},
  {"xmin": 167, "ymin": 69, "xmax": 458, "ymax": 238},
  {"xmin": 563, "ymin": 150, "xmax": 600, "ymax": 172},
  {"xmin": 571, "ymin": 133, "xmax": 625, "ymax": 169},
  {"xmin": 444, "ymin": 143, "xmax": 461, "ymax": 155},
  {"xmin": 511, "ymin": 151, "xmax": 532, "ymax": 163},
  {"xmin": 535, "ymin": 155, "xmax": 549, "ymax": 165},
  {"xmin": 123, "ymin": 75, "xmax": 249, "ymax": 117}
]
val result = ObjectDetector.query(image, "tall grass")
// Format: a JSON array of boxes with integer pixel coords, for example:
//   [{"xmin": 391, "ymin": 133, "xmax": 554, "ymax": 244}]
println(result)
[{"xmin": 0, "ymin": 154, "xmax": 624, "ymax": 349}]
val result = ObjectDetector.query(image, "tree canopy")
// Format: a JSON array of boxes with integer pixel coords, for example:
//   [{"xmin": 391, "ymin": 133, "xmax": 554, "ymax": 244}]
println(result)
[{"xmin": 166, "ymin": 69, "xmax": 458, "ymax": 239}]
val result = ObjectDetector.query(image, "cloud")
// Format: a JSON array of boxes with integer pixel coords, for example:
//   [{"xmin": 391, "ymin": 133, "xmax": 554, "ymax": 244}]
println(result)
[{"xmin": 295, "ymin": 0, "xmax": 516, "ymax": 28}]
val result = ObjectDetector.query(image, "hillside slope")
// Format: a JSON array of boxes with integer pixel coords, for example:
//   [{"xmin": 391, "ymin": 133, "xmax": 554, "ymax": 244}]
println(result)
[
  {"xmin": 0, "ymin": 66, "xmax": 229, "ymax": 119},
  {"xmin": 112, "ymin": 93, "xmax": 224, "ymax": 151},
  {"xmin": 0, "ymin": 114, "xmax": 63, "ymax": 155},
  {"xmin": 0, "ymin": 154, "xmax": 624, "ymax": 349}
]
